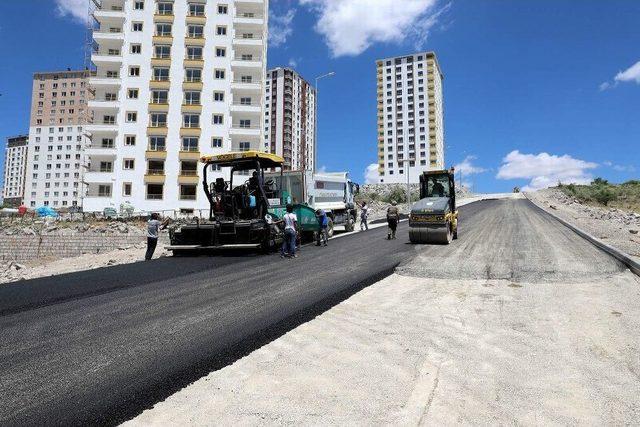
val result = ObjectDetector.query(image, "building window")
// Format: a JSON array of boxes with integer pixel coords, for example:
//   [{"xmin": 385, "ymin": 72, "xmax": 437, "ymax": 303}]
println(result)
[
  {"xmin": 180, "ymin": 184, "xmax": 197, "ymax": 200},
  {"xmin": 183, "ymin": 114, "xmax": 200, "ymax": 128},
  {"xmin": 127, "ymin": 88, "xmax": 139, "ymax": 99},
  {"xmin": 123, "ymin": 159, "xmax": 135, "ymax": 170},
  {"xmin": 239, "ymin": 119, "xmax": 251, "ymax": 128},
  {"xmin": 98, "ymin": 185, "xmax": 112, "ymax": 197},
  {"xmin": 126, "ymin": 112, "xmax": 138, "ymax": 123},
  {"xmin": 157, "ymin": 2, "xmax": 173, "ymax": 15},
  {"xmin": 185, "ymin": 68, "xmax": 202, "ymax": 82},
  {"xmin": 150, "ymin": 113, "xmax": 167, "ymax": 127},
  {"xmin": 148, "ymin": 136, "xmax": 166, "ymax": 151},
  {"xmin": 216, "ymin": 26, "xmax": 227, "ymax": 35},
  {"xmin": 151, "ymin": 90, "xmax": 168, "ymax": 104},
  {"xmin": 153, "ymin": 67, "xmax": 170, "ymax": 81},
  {"xmin": 214, "ymin": 69, "xmax": 225, "ymax": 79},
  {"xmin": 238, "ymin": 142, "xmax": 250, "ymax": 151},
  {"xmin": 146, "ymin": 184, "xmax": 163, "ymax": 200},
  {"xmin": 215, "ymin": 47, "xmax": 226, "ymax": 57},
  {"xmin": 187, "ymin": 25, "xmax": 204, "ymax": 38},
  {"xmin": 129, "ymin": 66, "xmax": 140, "ymax": 77},
  {"xmin": 186, "ymin": 46, "xmax": 203, "ymax": 59},
  {"xmin": 212, "ymin": 114, "xmax": 224, "ymax": 125},
  {"xmin": 155, "ymin": 45, "xmax": 171, "ymax": 58},
  {"xmin": 130, "ymin": 44, "xmax": 142, "ymax": 54},
  {"xmin": 184, "ymin": 91, "xmax": 201, "ymax": 105},
  {"xmin": 211, "ymin": 137, "xmax": 223, "ymax": 148},
  {"xmin": 99, "ymin": 161, "xmax": 113, "ymax": 172},
  {"xmin": 213, "ymin": 91, "xmax": 224, "ymax": 101},
  {"xmin": 189, "ymin": 3, "xmax": 205, "ymax": 16},
  {"xmin": 134, "ymin": 1, "xmax": 144, "ymax": 10},
  {"xmin": 218, "ymin": 4, "xmax": 228, "ymax": 14},
  {"xmin": 156, "ymin": 23, "xmax": 172, "ymax": 36},
  {"xmin": 125, "ymin": 135, "xmax": 136, "ymax": 146},
  {"xmin": 123, "ymin": 182, "xmax": 132, "ymax": 196},
  {"xmin": 132, "ymin": 22, "xmax": 143, "ymax": 32},
  {"xmin": 181, "ymin": 137, "xmax": 199, "ymax": 152}
]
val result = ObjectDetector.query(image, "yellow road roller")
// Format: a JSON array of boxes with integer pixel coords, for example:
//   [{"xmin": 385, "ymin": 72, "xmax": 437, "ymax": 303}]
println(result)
[{"xmin": 409, "ymin": 168, "xmax": 458, "ymax": 244}]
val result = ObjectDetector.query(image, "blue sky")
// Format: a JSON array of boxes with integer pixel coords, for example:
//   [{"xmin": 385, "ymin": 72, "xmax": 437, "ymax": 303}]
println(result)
[{"xmin": 1, "ymin": 0, "xmax": 638, "ymax": 192}]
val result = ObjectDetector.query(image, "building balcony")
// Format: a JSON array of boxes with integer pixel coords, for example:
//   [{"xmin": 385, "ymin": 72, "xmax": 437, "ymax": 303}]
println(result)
[
  {"xmin": 180, "ymin": 127, "xmax": 202, "ymax": 137},
  {"xmin": 186, "ymin": 15, "xmax": 206, "ymax": 25},
  {"xmin": 230, "ymin": 102, "xmax": 261, "ymax": 113},
  {"xmin": 183, "ymin": 58, "xmax": 205, "ymax": 68},
  {"xmin": 148, "ymin": 102, "xmax": 170, "ymax": 112},
  {"xmin": 83, "ymin": 170, "xmax": 115, "ymax": 183},
  {"xmin": 90, "ymin": 76, "xmax": 121, "ymax": 88},
  {"xmin": 147, "ymin": 126, "xmax": 169, "ymax": 135},
  {"xmin": 149, "ymin": 79, "xmax": 171, "ymax": 90},
  {"xmin": 93, "ymin": 9, "xmax": 125, "ymax": 23},
  {"xmin": 93, "ymin": 29, "xmax": 124, "ymax": 42},
  {"xmin": 181, "ymin": 104, "xmax": 202, "ymax": 113},
  {"xmin": 230, "ymin": 79, "xmax": 261, "ymax": 91},
  {"xmin": 151, "ymin": 57, "xmax": 172, "ymax": 67},
  {"xmin": 153, "ymin": 13, "xmax": 174, "ymax": 23},
  {"xmin": 152, "ymin": 35, "xmax": 173, "ymax": 45},
  {"xmin": 231, "ymin": 57, "xmax": 262, "ymax": 69},
  {"xmin": 178, "ymin": 174, "xmax": 199, "ymax": 184},
  {"xmin": 145, "ymin": 150, "xmax": 167, "ymax": 159},
  {"xmin": 85, "ymin": 145, "xmax": 117, "ymax": 157},
  {"xmin": 229, "ymin": 125, "xmax": 261, "ymax": 136},
  {"xmin": 144, "ymin": 171, "xmax": 166, "ymax": 183},
  {"xmin": 232, "ymin": 36, "xmax": 263, "ymax": 46},
  {"xmin": 184, "ymin": 36, "xmax": 206, "ymax": 46},
  {"xmin": 234, "ymin": 13, "xmax": 265, "ymax": 25},
  {"xmin": 88, "ymin": 99, "xmax": 120, "ymax": 110},
  {"xmin": 183, "ymin": 81, "xmax": 203, "ymax": 90},
  {"xmin": 178, "ymin": 151, "xmax": 201, "ymax": 161},
  {"xmin": 85, "ymin": 123, "xmax": 118, "ymax": 133}
]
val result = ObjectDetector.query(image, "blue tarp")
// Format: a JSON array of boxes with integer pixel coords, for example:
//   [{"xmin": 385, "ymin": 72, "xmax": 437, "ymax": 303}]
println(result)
[{"xmin": 35, "ymin": 206, "xmax": 59, "ymax": 217}]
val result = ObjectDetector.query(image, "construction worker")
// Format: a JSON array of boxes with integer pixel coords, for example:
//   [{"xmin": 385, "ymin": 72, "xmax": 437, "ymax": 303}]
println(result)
[
  {"xmin": 315, "ymin": 209, "xmax": 329, "ymax": 246},
  {"xmin": 360, "ymin": 201, "xmax": 369, "ymax": 231},
  {"xmin": 280, "ymin": 204, "xmax": 298, "ymax": 258},
  {"xmin": 146, "ymin": 213, "xmax": 170, "ymax": 260},
  {"xmin": 386, "ymin": 201, "xmax": 400, "ymax": 240}
]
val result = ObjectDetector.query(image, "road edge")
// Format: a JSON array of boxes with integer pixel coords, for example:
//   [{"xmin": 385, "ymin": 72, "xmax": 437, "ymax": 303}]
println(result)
[{"xmin": 524, "ymin": 193, "xmax": 640, "ymax": 277}]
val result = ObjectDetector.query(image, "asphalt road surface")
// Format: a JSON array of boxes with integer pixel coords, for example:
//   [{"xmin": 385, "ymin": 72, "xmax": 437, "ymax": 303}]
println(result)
[{"xmin": 0, "ymin": 199, "xmax": 630, "ymax": 425}]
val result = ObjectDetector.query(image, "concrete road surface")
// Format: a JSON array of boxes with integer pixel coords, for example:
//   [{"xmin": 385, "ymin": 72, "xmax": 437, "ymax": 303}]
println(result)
[{"xmin": 2, "ymin": 199, "xmax": 638, "ymax": 425}]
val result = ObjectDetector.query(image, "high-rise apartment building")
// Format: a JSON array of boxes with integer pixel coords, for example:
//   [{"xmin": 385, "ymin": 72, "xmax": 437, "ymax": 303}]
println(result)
[
  {"xmin": 2, "ymin": 135, "xmax": 29, "ymax": 207},
  {"xmin": 376, "ymin": 52, "xmax": 444, "ymax": 183},
  {"xmin": 23, "ymin": 70, "xmax": 92, "ymax": 209},
  {"xmin": 264, "ymin": 67, "xmax": 316, "ymax": 171},
  {"xmin": 84, "ymin": 0, "xmax": 269, "ymax": 213}
]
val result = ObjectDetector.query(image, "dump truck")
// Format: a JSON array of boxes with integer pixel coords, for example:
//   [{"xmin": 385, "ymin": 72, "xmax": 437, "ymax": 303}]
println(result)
[
  {"xmin": 408, "ymin": 168, "xmax": 458, "ymax": 244},
  {"xmin": 166, "ymin": 151, "xmax": 318, "ymax": 255},
  {"xmin": 265, "ymin": 170, "xmax": 359, "ymax": 238}
]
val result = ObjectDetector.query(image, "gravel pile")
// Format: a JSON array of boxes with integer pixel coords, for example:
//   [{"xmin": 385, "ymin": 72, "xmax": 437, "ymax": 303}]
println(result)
[{"xmin": 527, "ymin": 188, "xmax": 640, "ymax": 260}]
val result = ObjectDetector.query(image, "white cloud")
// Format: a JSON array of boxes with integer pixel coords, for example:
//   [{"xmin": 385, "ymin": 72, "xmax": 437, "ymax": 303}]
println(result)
[
  {"xmin": 604, "ymin": 161, "xmax": 636, "ymax": 173},
  {"xmin": 269, "ymin": 9, "xmax": 296, "ymax": 47},
  {"xmin": 364, "ymin": 163, "xmax": 380, "ymax": 184},
  {"xmin": 288, "ymin": 58, "xmax": 298, "ymax": 68},
  {"xmin": 317, "ymin": 165, "xmax": 327, "ymax": 173},
  {"xmin": 599, "ymin": 59, "xmax": 640, "ymax": 90},
  {"xmin": 299, "ymin": 0, "xmax": 447, "ymax": 57},
  {"xmin": 55, "ymin": 0, "xmax": 90, "ymax": 24},
  {"xmin": 496, "ymin": 150, "xmax": 598, "ymax": 191},
  {"xmin": 453, "ymin": 155, "xmax": 487, "ymax": 176}
]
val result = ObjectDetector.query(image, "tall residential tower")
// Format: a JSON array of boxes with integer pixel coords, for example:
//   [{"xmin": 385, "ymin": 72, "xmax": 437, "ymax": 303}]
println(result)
[
  {"xmin": 2, "ymin": 135, "xmax": 29, "ymax": 207},
  {"xmin": 376, "ymin": 52, "xmax": 444, "ymax": 183},
  {"xmin": 23, "ymin": 70, "xmax": 92, "ymax": 209},
  {"xmin": 84, "ymin": 0, "xmax": 269, "ymax": 213},
  {"xmin": 264, "ymin": 67, "xmax": 316, "ymax": 171}
]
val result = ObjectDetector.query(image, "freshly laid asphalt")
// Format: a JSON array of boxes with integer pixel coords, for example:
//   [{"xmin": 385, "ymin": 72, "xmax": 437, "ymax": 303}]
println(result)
[{"xmin": 0, "ymin": 200, "xmax": 627, "ymax": 426}]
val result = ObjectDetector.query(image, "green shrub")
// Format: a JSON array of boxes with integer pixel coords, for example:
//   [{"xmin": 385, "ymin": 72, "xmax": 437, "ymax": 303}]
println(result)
[{"xmin": 593, "ymin": 187, "xmax": 616, "ymax": 206}]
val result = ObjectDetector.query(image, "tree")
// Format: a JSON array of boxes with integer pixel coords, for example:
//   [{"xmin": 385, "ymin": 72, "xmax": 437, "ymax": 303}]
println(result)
[{"xmin": 591, "ymin": 177, "xmax": 609, "ymax": 186}]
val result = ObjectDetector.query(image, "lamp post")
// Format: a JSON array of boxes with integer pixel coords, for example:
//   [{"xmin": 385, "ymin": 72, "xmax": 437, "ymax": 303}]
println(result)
[
  {"xmin": 400, "ymin": 159, "xmax": 412, "ymax": 206},
  {"xmin": 314, "ymin": 71, "xmax": 335, "ymax": 173}
]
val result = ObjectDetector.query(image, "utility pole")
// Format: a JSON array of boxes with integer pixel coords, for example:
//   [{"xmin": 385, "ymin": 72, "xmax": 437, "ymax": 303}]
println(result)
[{"xmin": 314, "ymin": 71, "xmax": 335, "ymax": 173}]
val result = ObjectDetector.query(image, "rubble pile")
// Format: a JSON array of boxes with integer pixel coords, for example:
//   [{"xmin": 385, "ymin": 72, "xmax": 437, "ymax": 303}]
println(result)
[{"xmin": 0, "ymin": 220, "xmax": 147, "ymax": 237}]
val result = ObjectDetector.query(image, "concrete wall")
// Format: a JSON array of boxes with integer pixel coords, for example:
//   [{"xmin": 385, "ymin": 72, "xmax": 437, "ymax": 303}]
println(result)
[{"xmin": 0, "ymin": 234, "xmax": 169, "ymax": 262}]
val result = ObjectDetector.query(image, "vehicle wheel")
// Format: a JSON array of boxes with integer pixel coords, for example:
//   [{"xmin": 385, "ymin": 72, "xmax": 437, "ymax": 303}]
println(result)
[
  {"xmin": 453, "ymin": 227, "xmax": 458, "ymax": 240},
  {"xmin": 445, "ymin": 222, "xmax": 453, "ymax": 244},
  {"xmin": 327, "ymin": 219, "xmax": 335, "ymax": 238},
  {"xmin": 344, "ymin": 216, "xmax": 355, "ymax": 232}
]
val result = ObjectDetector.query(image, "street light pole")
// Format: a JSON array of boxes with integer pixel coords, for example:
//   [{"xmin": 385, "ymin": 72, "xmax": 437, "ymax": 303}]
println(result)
[
  {"xmin": 401, "ymin": 159, "xmax": 411, "ymax": 206},
  {"xmin": 314, "ymin": 71, "xmax": 335, "ymax": 173}
]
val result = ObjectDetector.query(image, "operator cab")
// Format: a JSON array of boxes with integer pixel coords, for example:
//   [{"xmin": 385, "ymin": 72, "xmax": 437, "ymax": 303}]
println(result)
[{"xmin": 419, "ymin": 168, "xmax": 456, "ymax": 211}]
